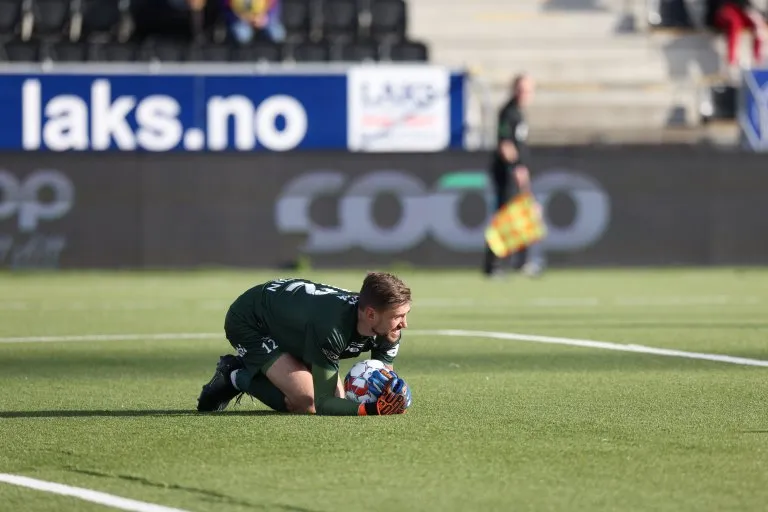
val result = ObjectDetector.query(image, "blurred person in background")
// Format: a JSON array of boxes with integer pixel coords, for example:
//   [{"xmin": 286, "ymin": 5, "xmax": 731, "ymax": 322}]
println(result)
[
  {"xmin": 482, "ymin": 73, "xmax": 542, "ymax": 279},
  {"xmin": 705, "ymin": 0, "xmax": 768, "ymax": 78},
  {"xmin": 167, "ymin": 0, "xmax": 208, "ymax": 37},
  {"xmin": 224, "ymin": 0, "xmax": 286, "ymax": 43}
]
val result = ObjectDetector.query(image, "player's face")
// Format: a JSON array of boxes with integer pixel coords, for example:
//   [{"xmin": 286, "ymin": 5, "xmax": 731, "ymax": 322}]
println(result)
[{"xmin": 371, "ymin": 302, "xmax": 410, "ymax": 342}]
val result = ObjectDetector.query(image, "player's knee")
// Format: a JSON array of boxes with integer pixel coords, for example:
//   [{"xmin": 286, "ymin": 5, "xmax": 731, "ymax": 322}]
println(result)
[{"xmin": 286, "ymin": 394, "xmax": 315, "ymax": 414}]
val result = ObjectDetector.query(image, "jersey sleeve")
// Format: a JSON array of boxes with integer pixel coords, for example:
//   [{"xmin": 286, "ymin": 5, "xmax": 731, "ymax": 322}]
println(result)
[
  {"xmin": 370, "ymin": 335, "xmax": 400, "ymax": 367},
  {"xmin": 305, "ymin": 324, "xmax": 361, "ymax": 416},
  {"xmin": 497, "ymin": 109, "xmax": 518, "ymax": 143},
  {"xmin": 311, "ymin": 365, "xmax": 360, "ymax": 416},
  {"xmin": 497, "ymin": 109, "xmax": 529, "ymax": 166}
]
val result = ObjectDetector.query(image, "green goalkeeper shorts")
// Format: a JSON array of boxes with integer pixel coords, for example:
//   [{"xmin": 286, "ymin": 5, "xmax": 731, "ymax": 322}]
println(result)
[{"xmin": 224, "ymin": 307, "xmax": 282, "ymax": 377}]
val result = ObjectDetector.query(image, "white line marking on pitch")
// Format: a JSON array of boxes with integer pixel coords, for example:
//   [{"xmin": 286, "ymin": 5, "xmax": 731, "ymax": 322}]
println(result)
[
  {"xmin": 0, "ymin": 330, "xmax": 766, "ymax": 368},
  {"xmin": 0, "ymin": 474, "xmax": 190, "ymax": 512},
  {"xmin": 416, "ymin": 329, "xmax": 768, "ymax": 368},
  {"xmin": 0, "ymin": 333, "xmax": 220, "ymax": 343}
]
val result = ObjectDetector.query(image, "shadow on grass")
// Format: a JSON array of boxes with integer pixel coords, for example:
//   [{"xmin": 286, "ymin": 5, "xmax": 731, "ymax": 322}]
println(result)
[
  {"xmin": 0, "ymin": 409, "xmax": 282, "ymax": 419},
  {"xmin": 66, "ymin": 467, "xmax": 318, "ymax": 512}
]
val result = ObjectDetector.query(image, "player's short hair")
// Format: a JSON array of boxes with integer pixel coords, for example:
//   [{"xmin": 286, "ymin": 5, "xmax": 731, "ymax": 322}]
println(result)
[{"xmin": 358, "ymin": 272, "xmax": 411, "ymax": 311}]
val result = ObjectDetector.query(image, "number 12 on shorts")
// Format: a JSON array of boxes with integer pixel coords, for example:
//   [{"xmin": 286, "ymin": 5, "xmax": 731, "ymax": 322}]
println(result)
[{"xmin": 262, "ymin": 338, "xmax": 278, "ymax": 354}]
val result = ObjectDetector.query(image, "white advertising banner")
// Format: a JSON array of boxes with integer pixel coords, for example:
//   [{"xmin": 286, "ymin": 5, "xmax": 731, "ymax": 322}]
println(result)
[{"xmin": 346, "ymin": 65, "xmax": 451, "ymax": 152}]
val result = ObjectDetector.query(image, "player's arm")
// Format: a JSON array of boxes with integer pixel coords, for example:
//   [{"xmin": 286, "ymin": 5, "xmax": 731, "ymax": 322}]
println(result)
[
  {"xmin": 498, "ymin": 112, "xmax": 530, "ymax": 193},
  {"xmin": 308, "ymin": 329, "xmax": 408, "ymax": 416},
  {"xmin": 305, "ymin": 327, "xmax": 369, "ymax": 416},
  {"xmin": 311, "ymin": 364, "xmax": 362, "ymax": 416}
]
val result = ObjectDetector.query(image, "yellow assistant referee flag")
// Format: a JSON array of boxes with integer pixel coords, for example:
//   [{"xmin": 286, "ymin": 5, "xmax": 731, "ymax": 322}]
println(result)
[{"xmin": 484, "ymin": 192, "xmax": 547, "ymax": 258}]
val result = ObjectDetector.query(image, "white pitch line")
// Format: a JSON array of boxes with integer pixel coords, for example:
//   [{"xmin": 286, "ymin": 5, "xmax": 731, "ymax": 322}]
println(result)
[
  {"xmin": 0, "ymin": 330, "xmax": 767, "ymax": 368},
  {"xmin": 415, "ymin": 329, "xmax": 768, "ymax": 368},
  {"xmin": 0, "ymin": 333, "xmax": 221, "ymax": 343},
  {"xmin": 0, "ymin": 474, "xmax": 190, "ymax": 512}
]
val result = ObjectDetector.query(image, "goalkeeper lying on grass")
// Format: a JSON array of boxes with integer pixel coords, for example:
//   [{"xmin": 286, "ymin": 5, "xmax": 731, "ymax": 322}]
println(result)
[{"xmin": 197, "ymin": 272, "xmax": 412, "ymax": 416}]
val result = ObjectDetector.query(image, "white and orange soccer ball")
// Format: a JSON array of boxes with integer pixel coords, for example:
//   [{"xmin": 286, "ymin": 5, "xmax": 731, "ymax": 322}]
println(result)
[{"xmin": 343, "ymin": 359, "xmax": 387, "ymax": 404}]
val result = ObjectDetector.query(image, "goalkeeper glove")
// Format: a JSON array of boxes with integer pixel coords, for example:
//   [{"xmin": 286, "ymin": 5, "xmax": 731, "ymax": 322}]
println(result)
[
  {"xmin": 367, "ymin": 368, "xmax": 398, "ymax": 398},
  {"xmin": 358, "ymin": 377, "xmax": 410, "ymax": 416}
]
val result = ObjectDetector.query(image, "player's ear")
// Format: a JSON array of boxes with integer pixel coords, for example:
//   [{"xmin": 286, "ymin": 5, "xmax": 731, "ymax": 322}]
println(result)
[{"xmin": 365, "ymin": 305, "xmax": 377, "ymax": 322}]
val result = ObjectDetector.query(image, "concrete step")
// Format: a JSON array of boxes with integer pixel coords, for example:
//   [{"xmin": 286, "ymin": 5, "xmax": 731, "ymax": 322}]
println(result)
[
  {"xmin": 473, "ymin": 84, "xmax": 701, "ymax": 132},
  {"xmin": 458, "ymin": 60, "xmax": 669, "ymax": 85},
  {"xmin": 411, "ymin": 9, "xmax": 627, "ymax": 39},
  {"xmin": 523, "ymin": 104, "xmax": 679, "ymax": 130},
  {"xmin": 410, "ymin": 0, "xmax": 644, "ymax": 13},
  {"xmin": 432, "ymin": 42, "xmax": 669, "ymax": 83},
  {"xmin": 427, "ymin": 35, "xmax": 654, "ymax": 49}
]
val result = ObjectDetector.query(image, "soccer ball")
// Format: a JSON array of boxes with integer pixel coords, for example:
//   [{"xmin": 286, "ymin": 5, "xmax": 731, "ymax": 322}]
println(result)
[{"xmin": 343, "ymin": 359, "xmax": 387, "ymax": 404}]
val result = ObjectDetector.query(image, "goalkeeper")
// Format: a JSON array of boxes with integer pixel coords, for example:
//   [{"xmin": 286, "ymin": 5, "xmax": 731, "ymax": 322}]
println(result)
[{"xmin": 196, "ymin": 272, "xmax": 412, "ymax": 416}]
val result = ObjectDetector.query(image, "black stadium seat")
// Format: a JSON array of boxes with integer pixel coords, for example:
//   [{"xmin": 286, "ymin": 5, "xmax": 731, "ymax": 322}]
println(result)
[
  {"xmin": 291, "ymin": 41, "xmax": 329, "ymax": 61},
  {"xmin": 143, "ymin": 38, "xmax": 187, "ymax": 61},
  {"xmin": 88, "ymin": 40, "xmax": 138, "ymax": 61},
  {"xmin": 281, "ymin": 0, "xmax": 311, "ymax": 42},
  {"xmin": 334, "ymin": 39, "xmax": 379, "ymax": 62},
  {"xmin": 0, "ymin": 0, "xmax": 23, "ymax": 36},
  {"xmin": 46, "ymin": 40, "xmax": 88, "ymax": 60},
  {"xmin": 31, "ymin": 0, "xmax": 71, "ymax": 39},
  {"xmin": 2, "ymin": 38, "xmax": 40, "ymax": 60},
  {"xmin": 187, "ymin": 41, "xmax": 231, "ymax": 61},
  {"xmin": 79, "ymin": 0, "xmax": 122, "ymax": 40},
  {"xmin": 231, "ymin": 40, "xmax": 283, "ymax": 62},
  {"xmin": 370, "ymin": 0, "xmax": 406, "ymax": 41},
  {"xmin": 388, "ymin": 39, "xmax": 427, "ymax": 61},
  {"xmin": 322, "ymin": 0, "xmax": 358, "ymax": 42}
]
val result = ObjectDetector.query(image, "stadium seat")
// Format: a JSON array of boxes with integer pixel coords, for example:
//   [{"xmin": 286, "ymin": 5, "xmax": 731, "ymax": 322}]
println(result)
[
  {"xmin": 141, "ymin": 37, "xmax": 187, "ymax": 61},
  {"xmin": 46, "ymin": 40, "xmax": 88, "ymax": 60},
  {"xmin": 700, "ymin": 85, "xmax": 737, "ymax": 123},
  {"xmin": 290, "ymin": 41, "xmax": 329, "ymax": 61},
  {"xmin": 647, "ymin": 0, "xmax": 693, "ymax": 29},
  {"xmin": 333, "ymin": 39, "xmax": 379, "ymax": 62},
  {"xmin": 187, "ymin": 41, "xmax": 231, "ymax": 62},
  {"xmin": 0, "ymin": 0, "xmax": 23, "ymax": 36},
  {"xmin": 88, "ymin": 40, "xmax": 138, "ymax": 61},
  {"xmin": 281, "ymin": 0, "xmax": 311, "ymax": 42},
  {"xmin": 31, "ymin": 0, "xmax": 72, "ymax": 39},
  {"xmin": 77, "ymin": 0, "xmax": 123, "ymax": 40},
  {"xmin": 370, "ymin": 0, "xmax": 406, "ymax": 42},
  {"xmin": 231, "ymin": 40, "xmax": 283, "ymax": 62},
  {"xmin": 387, "ymin": 39, "xmax": 427, "ymax": 61},
  {"xmin": 322, "ymin": 0, "xmax": 358, "ymax": 42},
  {"xmin": 1, "ymin": 38, "xmax": 40, "ymax": 60}
]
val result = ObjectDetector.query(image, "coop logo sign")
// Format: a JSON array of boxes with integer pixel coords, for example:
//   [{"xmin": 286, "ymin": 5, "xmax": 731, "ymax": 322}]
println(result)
[
  {"xmin": 275, "ymin": 169, "xmax": 610, "ymax": 254},
  {"xmin": 0, "ymin": 169, "xmax": 73, "ymax": 268}
]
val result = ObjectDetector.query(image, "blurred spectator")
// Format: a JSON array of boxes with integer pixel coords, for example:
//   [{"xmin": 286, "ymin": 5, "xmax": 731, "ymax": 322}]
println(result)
[
  {"xmin": 224, "ymin": 0, "xmax": 286, "ymax": 43},
  {"xmin": 167, "ymin": 0, "xmax": 208, "ymax": 38},
  {"xmin": 705, "ymin": 0, "xmax": 768, "ymax": 75}
]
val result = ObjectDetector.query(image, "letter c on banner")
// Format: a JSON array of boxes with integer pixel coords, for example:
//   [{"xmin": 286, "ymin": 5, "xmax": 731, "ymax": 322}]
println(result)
[{"xmin": 274, "ymin": 171, "xmax": 349, "ymax": 253}]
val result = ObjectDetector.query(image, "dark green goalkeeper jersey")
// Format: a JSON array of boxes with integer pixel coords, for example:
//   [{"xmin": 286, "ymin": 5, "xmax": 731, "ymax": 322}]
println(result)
[{"xmin": 226, "ymin": 277, "xmax": 401, "ymax": 415}]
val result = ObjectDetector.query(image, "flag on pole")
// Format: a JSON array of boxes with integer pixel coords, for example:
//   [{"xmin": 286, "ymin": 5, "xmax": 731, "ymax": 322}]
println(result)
[{"xmin": 484, "ymin": 192, "xmax": 547, "ymax": 258}]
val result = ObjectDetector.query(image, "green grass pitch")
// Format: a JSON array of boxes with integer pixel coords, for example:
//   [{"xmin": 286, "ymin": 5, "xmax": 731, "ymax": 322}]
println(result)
[{"xmin": 1, "ymin": 268, "xmax": 767, "ymax": 512}]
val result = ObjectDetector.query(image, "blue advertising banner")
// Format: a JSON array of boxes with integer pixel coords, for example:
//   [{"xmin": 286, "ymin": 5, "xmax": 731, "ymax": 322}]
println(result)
[
  {"xmin": 0, "ymin": 64, "xmax": 466, "ymax": 152},
  {"xmin": 740, "ymin": 67, "xmax": 768, "ymax": 151}
]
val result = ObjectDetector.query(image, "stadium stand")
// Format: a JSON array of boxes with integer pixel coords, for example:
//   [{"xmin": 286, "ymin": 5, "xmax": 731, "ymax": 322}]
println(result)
[
  {"xmin": 0, "ymin": 0, "xmax": 429, "ymax": 63},
  {"xmin": 411, "ymin": 0, "xmax": 767, "ymax": 145}
]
